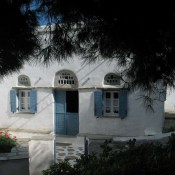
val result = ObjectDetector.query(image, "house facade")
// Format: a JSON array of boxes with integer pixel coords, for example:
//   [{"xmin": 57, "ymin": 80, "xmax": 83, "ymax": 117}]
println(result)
[{"xmin": 0, "ymin": 57, "xmax": 165, "ymax": 136}]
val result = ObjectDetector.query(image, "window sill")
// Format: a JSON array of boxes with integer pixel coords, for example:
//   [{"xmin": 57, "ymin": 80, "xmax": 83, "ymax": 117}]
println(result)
[
  {"xmin": 16, "ymin": 112, "xmax": 35, "ymax": 114},
  {"xmin": 97, "ymin": 116, "xmax": 119, "ymax": 119}
]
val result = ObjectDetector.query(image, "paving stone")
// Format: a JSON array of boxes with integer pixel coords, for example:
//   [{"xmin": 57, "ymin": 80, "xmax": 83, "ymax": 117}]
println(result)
[
  {"xmin": 17, "ymin": 152, "xmax": 29, "ymax": 155},
  {"xmin": 62, "ymin": 146, "xmax": 68, "ymax": 149},
  {"xmin": 58, "ymin": 153, "xmax": 66, "ymax": 156},
  {"xmin": 7, "ymin": 152, "xmax": 17, "ymax": 157},
  {"xmin": 58, "ymin": 149, "xmax": 65, "ymax": 151},
  {"xmin": 76, "ymin": 153, "xmax": 83, "ymax": 156},
  {"xmin": 17, "ymin": 147, "xmax": 28, "ymax": 151},
  {"xmin": 67, "ymin": 149, "xmax": 75, "ymax": 151},
  {"xmin": 65, "ymin": 156, "xmax": 77, "ymax": 160},
  {"xmin": 56, "ymin": 143, "xmax": 72, "ymax": 146}
]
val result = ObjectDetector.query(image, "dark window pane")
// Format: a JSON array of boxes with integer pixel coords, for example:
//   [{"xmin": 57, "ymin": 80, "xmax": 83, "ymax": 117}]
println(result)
[
  {"xmin": 114, "ymin": 93, "xmax": 118, "ymax": 99},
  {"xmin": 106, "ymin": 92, "xmax": 111, "ymax": 98},
  {"xmin": 66, "ymin": 91, "xmax": 79, "ymax": 113}
]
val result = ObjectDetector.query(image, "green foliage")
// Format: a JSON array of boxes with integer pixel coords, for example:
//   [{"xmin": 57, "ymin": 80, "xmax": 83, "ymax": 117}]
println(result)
[
  {"xmin": 0, "ymin": 131, "xmax": 17, "ymax": 153},
  {"xmin": 163, "ymin": 126, "xmax": 175, "ymax": 133},
  {"xmin": 42, "ymin": 160, "xmax": 77, "ymax": 175},
  {"xmin": 37, "ymin": 1, "xmax": 175, "ymax": 90},
  {"xmin": 0, "ymin": 0, "xmax": 39, "ymax": 76},
  {"xmin": 43, "ymin": 134, "xmax": 175, "ymax": 175}
]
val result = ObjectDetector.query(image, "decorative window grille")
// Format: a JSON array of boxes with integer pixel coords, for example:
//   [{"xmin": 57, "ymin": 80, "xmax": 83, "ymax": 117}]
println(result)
[
  {"xmin": 104, "ymin": 73, "xmax": 120, "ymax": 85},
  {"xmin": 55, "ymin": 70, "xmax": 78, "ymax": 88},
  {"xmin": 18, "ymin": 75, "xmax": 31, "ymax": 86}
]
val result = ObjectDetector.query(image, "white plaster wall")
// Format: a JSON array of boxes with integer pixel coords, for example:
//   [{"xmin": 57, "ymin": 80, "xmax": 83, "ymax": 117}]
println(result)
[
  {"xmin": 165, "ymin": 88, "xmax": 175, "ymax": 112},
  {"xmin": 0, "ymin": 57, "xmax": 164, "ymax": 136},
  {"xmin": 79, "ymin": 89, "xmax": 164, "ymax": 136},
  {"xmin": 0, "ymin": 57, "xmax": 119, "ymax": 132},
  {"xmin": 0, "ymin": 86, "xmax": 54, "ymax": 132},
  {"xmin": 29, "ymin": 137, "xmax": 55, "ymax": 175}
]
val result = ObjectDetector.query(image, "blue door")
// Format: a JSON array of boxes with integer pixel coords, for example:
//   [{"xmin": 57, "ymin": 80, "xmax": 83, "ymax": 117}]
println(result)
[{"xmin": 55, "ymin": 90, "xmax": 79, "ymax": 135}]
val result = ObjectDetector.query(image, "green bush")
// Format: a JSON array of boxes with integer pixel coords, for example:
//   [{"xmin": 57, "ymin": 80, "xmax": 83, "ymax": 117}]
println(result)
[
  {"xmin": 43, "ymin": 134, "xmax": 175, "ymax": 175},
  {"xmin": 163, "ymin": 126, "xmax": 175, "ymax": 133}
]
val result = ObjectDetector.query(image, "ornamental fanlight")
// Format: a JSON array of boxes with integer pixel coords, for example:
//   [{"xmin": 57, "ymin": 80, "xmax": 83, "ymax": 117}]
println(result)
[
  {"xmin": 54, "ymin": 70, "xmax": 78, "ymax": 88},
  {"xmin": 104, "ymin": 73, "xmax": 120, "ymax": 85},
  {"xmin": 18, "ymin": 75, "xmax": 31, "ymax": 86}
]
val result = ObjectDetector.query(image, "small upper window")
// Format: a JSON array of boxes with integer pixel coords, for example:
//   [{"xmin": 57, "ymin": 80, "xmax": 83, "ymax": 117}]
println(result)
[
  {"xmin": 18, "ymin": 75, "xmax": 31, "ymax": 86},
  {"xmin": 104, "ymin": 73, "xmax": 120, "ymax": 85},
  {"xmin": 54, "ymin": 70, "xmax": 78, "ymax": 88}
]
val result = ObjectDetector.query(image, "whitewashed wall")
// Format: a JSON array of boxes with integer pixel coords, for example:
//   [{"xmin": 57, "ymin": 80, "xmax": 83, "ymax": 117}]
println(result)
[
  {"xmin": 79, "ymin": 89, "xmax": 164, "ymax": 136},
  {"xmin": 0, "ymin": 57, "xmax": 164, "ymax": 136},
  {"xmin": 165, "ymin": 88, "xmax": 175, "ymax": 112}
]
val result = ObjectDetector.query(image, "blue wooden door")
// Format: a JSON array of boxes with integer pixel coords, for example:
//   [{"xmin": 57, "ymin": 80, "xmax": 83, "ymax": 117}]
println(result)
[
  {"xmin": 55, "ymin": 91, "xmax": 66, "ymax": 134},
  {"xmin": 55, "ymin": 90, "xmax": 79, "ymax": 135}
]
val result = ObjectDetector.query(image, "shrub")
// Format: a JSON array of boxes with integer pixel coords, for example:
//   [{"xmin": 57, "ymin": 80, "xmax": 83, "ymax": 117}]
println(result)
[
  {"xmin": 43, "ymin": 134, "xmax": 175, "ymax": 175},
  {"xmin": 0, "ymin": 131, "xmax": 17, "ymax": 153},
  {"xmin": 163, "ymin": 126, "xmax": 175, "ymax": 133}
]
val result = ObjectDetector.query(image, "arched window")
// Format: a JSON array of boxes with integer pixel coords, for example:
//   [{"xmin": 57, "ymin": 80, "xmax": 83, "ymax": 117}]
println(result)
[
  {"xmin": 18, "ymin": 75, "xmax": 31, "ymax": 86},
  {"xmin": 104, "ymin": 73, "xmax": 120, "ymax": 85},
  {"xmin": 54, "ymin": 70, "xmax": 78, "ymax": 88}
]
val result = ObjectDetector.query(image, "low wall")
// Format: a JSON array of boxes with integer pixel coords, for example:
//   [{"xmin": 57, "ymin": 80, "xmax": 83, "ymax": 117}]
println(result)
[
  {"xmin": 0, "ymin": 153, "xmax": 29, "ymax": 175},
  {"xmin": 29, "ymin": 135, "xmax": 55, "ymax": 175},
  {"xmin": 0, "ymin": 135, "xmax": 55, "ymax": 175},
  {"xmin": 88, "ymin": 132, "xmax": 174, "ymax": 155}
]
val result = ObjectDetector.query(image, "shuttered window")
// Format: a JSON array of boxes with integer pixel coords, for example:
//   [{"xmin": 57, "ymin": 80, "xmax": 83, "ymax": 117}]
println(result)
[
  {"xmin": 94, "ymin": 91, "xmax": 103, "ymax": 117},
  {"xmin": 10, "ymin": 89, "xmax": 37, "ymax": 113},
  {"xmin": 94, "ymin": 90, "xmax": 127, "ymax": 118},
  {"xmin": 104, "ymin": 91, "xmax": 119, "ymax": 116}
]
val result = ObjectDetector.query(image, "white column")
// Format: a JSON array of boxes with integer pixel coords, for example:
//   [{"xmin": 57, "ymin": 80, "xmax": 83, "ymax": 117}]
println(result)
[{"xmin": 29, "ymin": 136, "xmax": 55, "ymax": 175}]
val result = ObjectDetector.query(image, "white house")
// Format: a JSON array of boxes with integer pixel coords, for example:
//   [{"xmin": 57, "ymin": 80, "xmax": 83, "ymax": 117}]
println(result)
[{"xmin": 0, "ymin": 57, "xmax": 165, "ymax": 137}]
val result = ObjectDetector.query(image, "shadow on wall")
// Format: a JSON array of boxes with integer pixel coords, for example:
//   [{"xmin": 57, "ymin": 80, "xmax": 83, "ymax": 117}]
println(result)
[{"xmin": 76, "ymin": 60, "xmax": 106, "ymax": 85}]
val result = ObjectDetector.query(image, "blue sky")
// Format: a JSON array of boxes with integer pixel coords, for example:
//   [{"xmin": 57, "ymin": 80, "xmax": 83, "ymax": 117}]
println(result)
[{"xmin": 21, "ymin": 0, "xmax": 60, "ymax": 26}]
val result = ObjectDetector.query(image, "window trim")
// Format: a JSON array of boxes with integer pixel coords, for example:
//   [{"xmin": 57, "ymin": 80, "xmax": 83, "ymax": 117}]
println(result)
[
  {"xmin": 94, "ymin": 89, "xmax": 127, "ymax": 119},
  {"xmin": 10, "ymin": 89, "xmax": 37, "ymax": 114},
  {"xmin": 54, "ymin": 70, "xmax": 78, "ymax": 88},
  {"xmin": 104, "ymin": 73, "xmax": 120, "ymax": 86},
  {"xmin": 103, "ymin": 91, "xmax": 119, "ymax": 117},
  {"xmin": 18, "ymin": 75, "xmax": 31, "ymax": 86},
  {"xmin": 18, "ymin": 90, "xmax": 31, "ymax": 113}
]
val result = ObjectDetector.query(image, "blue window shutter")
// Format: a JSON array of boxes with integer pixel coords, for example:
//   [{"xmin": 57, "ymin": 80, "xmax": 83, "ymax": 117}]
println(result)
[
  {"xmin": 10, "ymin": 90, "xmax": 17, "ymax": 113},
  {"xmin": 94, "ymin": 91, "xmax": 103, "ymax": 117},
  {"xmin": 119, "ymin": 90, "xmax": 128, "ymax": 119},
  {"xmin": 30, "ymin": 90, "xmax": 37, "ymax": 113}
]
